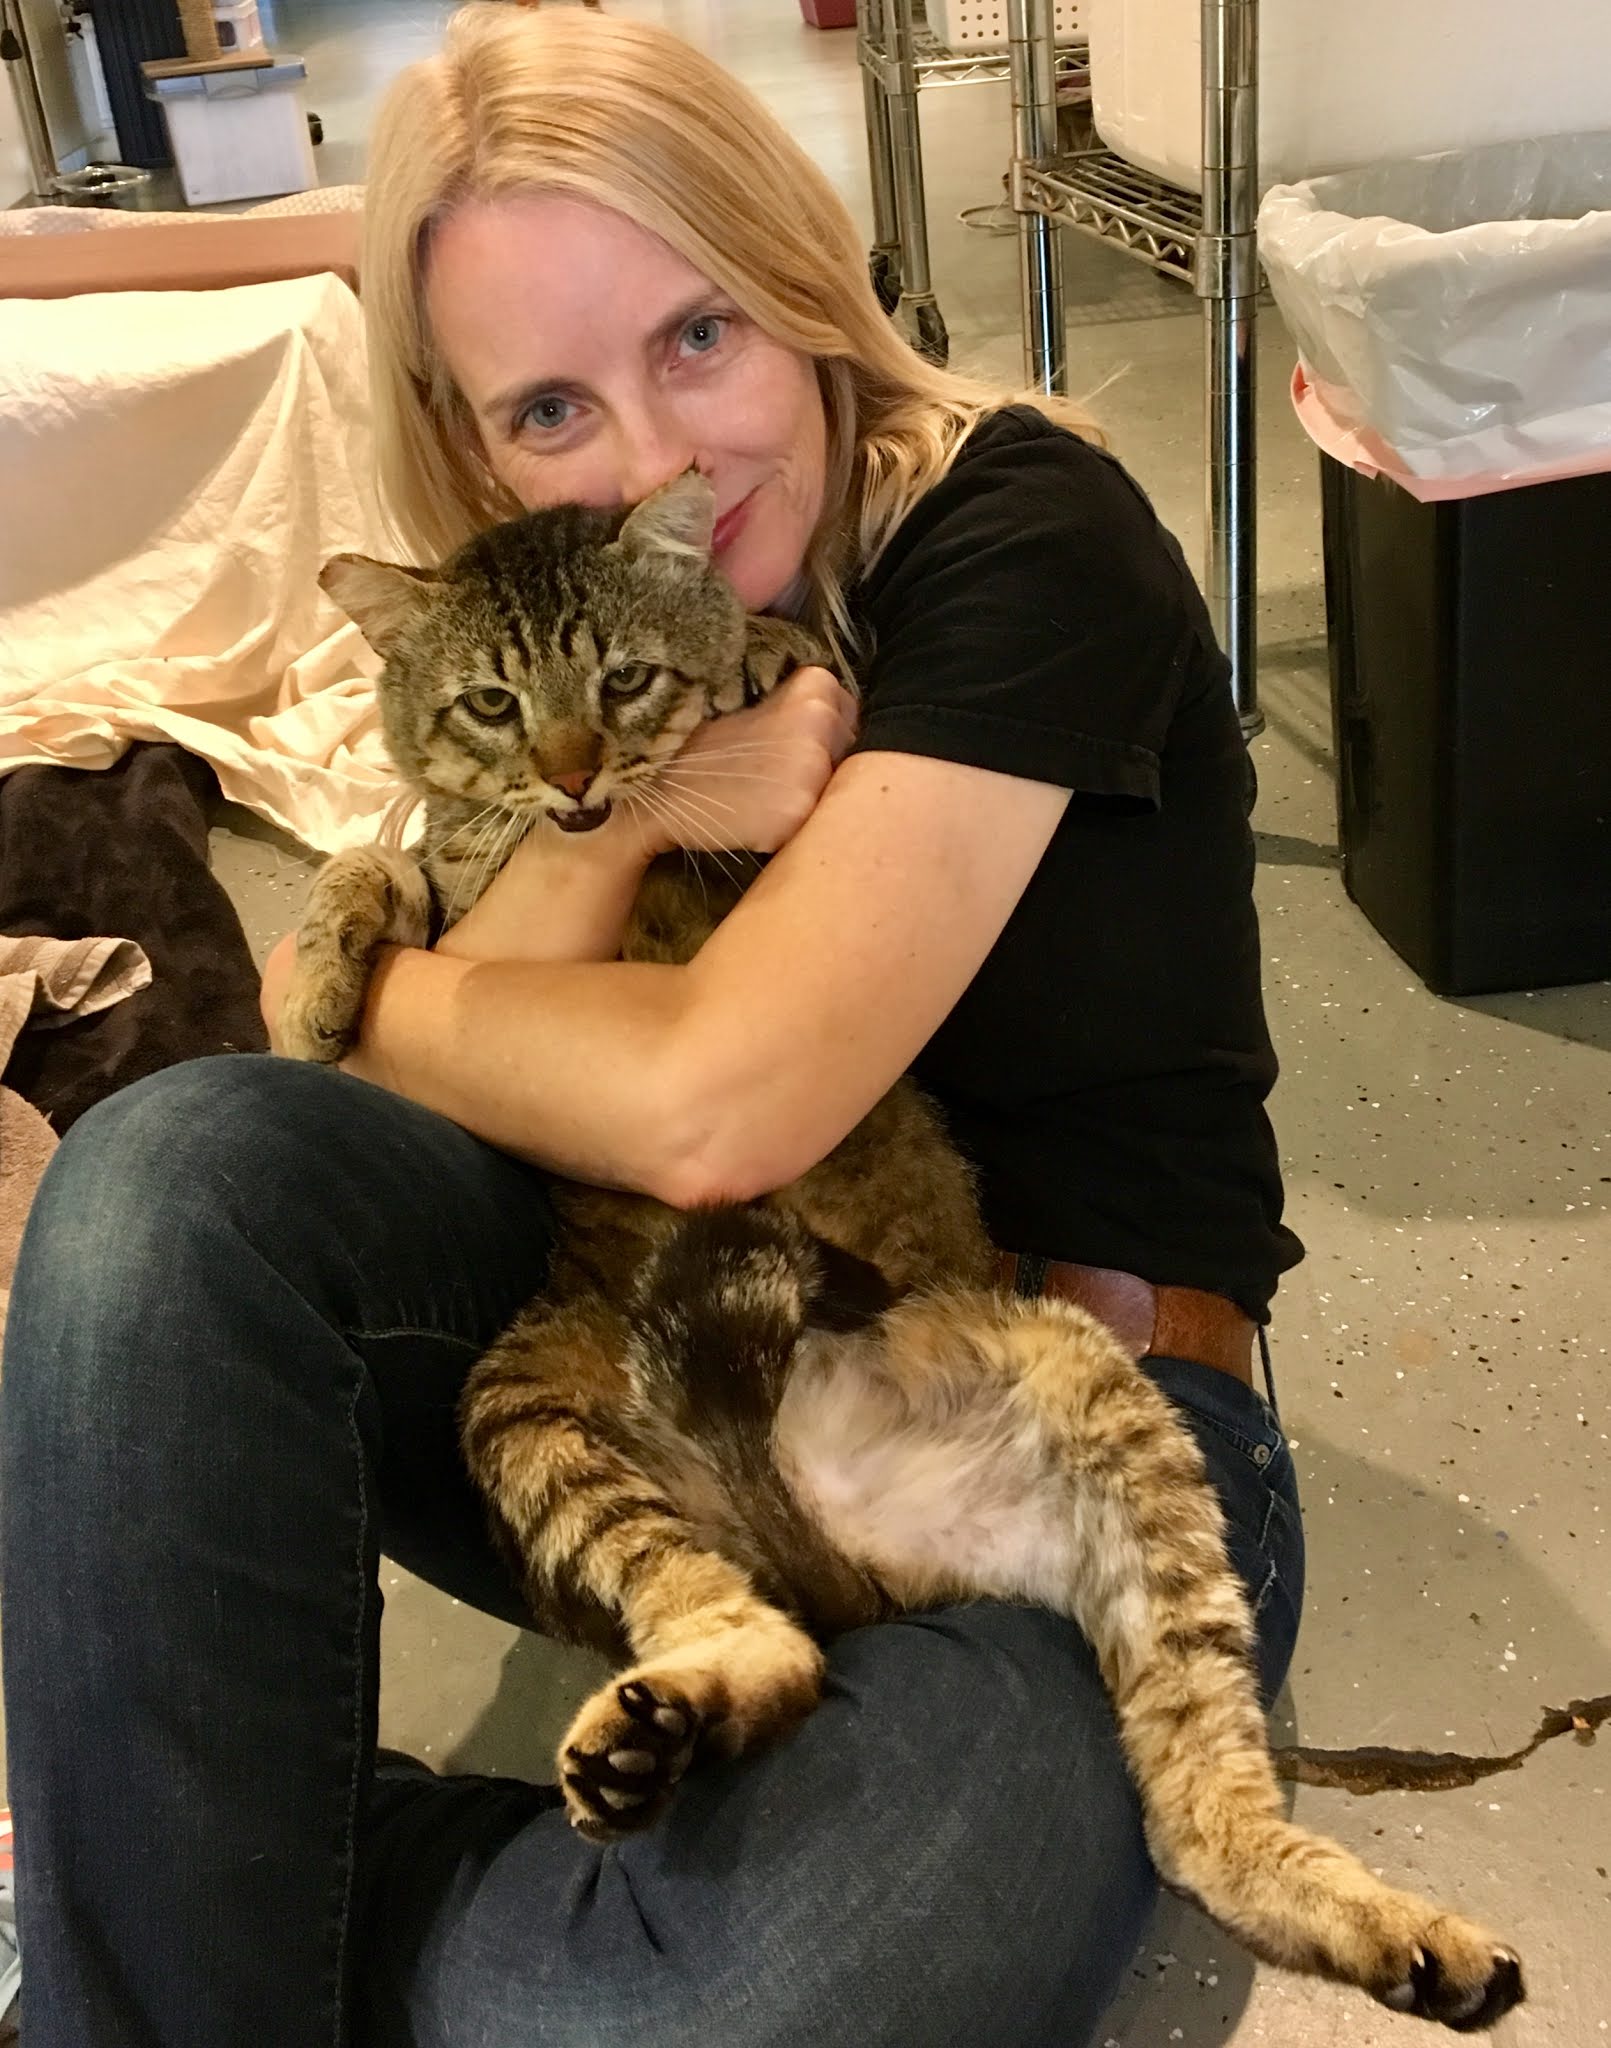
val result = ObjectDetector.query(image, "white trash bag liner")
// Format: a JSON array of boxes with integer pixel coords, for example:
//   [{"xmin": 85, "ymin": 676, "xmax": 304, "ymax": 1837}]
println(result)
[{"xmin": 1258, "ymin": 131, "xmax": 1611, "ymax": 491}]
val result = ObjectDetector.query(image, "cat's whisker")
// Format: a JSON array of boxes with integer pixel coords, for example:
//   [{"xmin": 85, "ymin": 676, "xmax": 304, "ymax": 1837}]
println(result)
[
  {"xmin": 643, "ymin": 781, "xmax": 745, "ymax": 858},
  {"xmin": 450, "ymin": 805, "xmax": 522, "ymax": 921},
  {"xmin": 472, "ymin": 812, "xmax": 527, "ymax": 906},
  {"xmin": 654, "ymin": 780, "xmax": 737, "ymax": 825},
  {"xmin": 436, "ymin": 799, "xmax": 503, "ymax": 889},
  {"xmin": 661, "ymin": 768, "xmax": 800, "ymax": 789},
  {"xmin": 615, "ymin": 790, "xmax": 658, "ymax": 863},
  {"xmin": 628, "ymin": 785, "xmax": 747, "ymax": 890},
  {"xmin": 662, "ymin": 740, "xmax": 797, "ymax": 766},
  {"xmin": 442, "ymin": 806, "xmax": 510, "ymax": 922},
  {"xmin": 630, "ymin": 782, "xmax": 722, "ymax": 858}
]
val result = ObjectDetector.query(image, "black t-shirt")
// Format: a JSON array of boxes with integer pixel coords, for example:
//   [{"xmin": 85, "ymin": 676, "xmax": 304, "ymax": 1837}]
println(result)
[{"xmin": 847, "ymin": 405, "xmax": 1302, "ymax": 1321}]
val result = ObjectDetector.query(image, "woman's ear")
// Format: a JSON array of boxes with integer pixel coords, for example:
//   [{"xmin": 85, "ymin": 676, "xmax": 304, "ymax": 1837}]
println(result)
[
  {"xmin": 319, "ymin": 555, "xmax": 440, "ymax": 656},
  {"xmin": 614, "ymin": 470, "xmax": 716, "ymax": 564}
]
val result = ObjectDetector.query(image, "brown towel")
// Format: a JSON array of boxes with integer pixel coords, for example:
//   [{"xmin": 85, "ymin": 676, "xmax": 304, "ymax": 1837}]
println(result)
[
  {"xmin": 0, "ymin": 743, "xmax": 269, "ymax": 1132},
  {"xmin": 0, "ymin": 933, "xmax": 152, "ymax": 1071}
]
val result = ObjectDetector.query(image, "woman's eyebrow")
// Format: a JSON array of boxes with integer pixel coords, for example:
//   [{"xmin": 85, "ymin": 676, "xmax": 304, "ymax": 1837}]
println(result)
[{"xmin": 480, "ymin": 293, "xmax": 727, "ymax": 425}]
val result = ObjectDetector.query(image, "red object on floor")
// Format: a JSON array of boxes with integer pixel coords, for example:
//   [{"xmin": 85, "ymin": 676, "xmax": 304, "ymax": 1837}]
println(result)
[{"xmin": 799, "ymin": 0, "xmax": 856, "ymax": 25}]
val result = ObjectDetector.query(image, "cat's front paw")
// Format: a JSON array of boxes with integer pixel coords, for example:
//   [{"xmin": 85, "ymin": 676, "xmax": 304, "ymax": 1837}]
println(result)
[
  {"xmin": 560, "ymin": 1676, "xmax": 702, "ymax": 1840},
  {"xmin": 278, "ymin": 953, "xmax": 369, "ymax": 1064},
  {"xmin": 278, "ymin": 848, "xmax": 433, "ymax": 1064},
  {"xmin": 1373, "ymin": 1918, "xmax": 1524, "ymax": 2032}
]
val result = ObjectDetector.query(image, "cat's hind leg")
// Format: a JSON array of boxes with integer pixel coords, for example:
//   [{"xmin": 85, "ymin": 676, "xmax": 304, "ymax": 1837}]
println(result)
[
  {"xmin": 783, "ymin": 1291, "xmax": 1523, "ymax": 2031},
  {"xmin": 460, "ymin": 1294, "xmax": 823, "ymax": 1841}
]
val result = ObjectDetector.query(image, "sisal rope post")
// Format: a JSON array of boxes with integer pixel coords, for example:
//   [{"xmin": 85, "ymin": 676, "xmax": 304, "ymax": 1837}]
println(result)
[{"xmin": 177, "ymin": 0, "xmax": 222, "ymax": 61}]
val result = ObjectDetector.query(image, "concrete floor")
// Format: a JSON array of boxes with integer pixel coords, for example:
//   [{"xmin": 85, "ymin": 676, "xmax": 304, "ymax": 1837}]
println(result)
[{"xmin": 93, "ymin": 0, "xmax": 1611, "ymax": 2039}]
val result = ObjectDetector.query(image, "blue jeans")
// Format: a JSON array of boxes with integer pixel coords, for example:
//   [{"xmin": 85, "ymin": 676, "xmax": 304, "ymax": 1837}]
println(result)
[{"xmin": 0, "ymin": 1056, "xmax": 1303, "ymax": 2048}]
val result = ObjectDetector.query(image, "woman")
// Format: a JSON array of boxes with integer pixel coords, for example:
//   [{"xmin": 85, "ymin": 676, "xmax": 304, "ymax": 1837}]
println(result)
[{"xmin": 0, "ymin": 7, "xmax": 1303, "ymax": 2044}]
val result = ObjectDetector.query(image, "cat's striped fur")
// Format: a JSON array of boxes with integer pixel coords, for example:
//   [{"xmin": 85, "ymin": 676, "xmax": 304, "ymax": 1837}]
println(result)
[{"xmin": 290, "ymin": 475, "xmax": 1523, "ymax": 2031}]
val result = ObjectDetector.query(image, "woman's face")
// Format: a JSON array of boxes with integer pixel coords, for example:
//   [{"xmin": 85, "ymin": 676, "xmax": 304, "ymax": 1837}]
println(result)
[{"xmin": 425, "ymin": 192, "xmax": 828, "ymax": 612}]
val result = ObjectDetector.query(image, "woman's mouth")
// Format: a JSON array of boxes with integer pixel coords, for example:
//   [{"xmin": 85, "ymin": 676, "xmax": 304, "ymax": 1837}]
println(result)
[{"xmin": 713, "ymin": 489, "xmax": 756, "ymax": 555}]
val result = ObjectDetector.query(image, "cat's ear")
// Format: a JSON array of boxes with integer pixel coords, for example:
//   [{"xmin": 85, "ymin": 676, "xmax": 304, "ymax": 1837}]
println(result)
[
  {"xmin": 614, "ymin": 471, "xmax": 715, "ymax": 565},
  {"xmin": 319, "ymin": 554, "xmax": 439, "ymax": 655}
]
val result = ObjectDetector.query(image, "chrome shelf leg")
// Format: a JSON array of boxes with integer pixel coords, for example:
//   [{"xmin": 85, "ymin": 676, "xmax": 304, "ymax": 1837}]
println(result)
[
  {"xmin": 1198, "ymin": 0, "xmax": 1260, "ymax": 734},
  {"xmin": 1008, "ymin": 0, "xmax": 1067, "ymax": 394}
]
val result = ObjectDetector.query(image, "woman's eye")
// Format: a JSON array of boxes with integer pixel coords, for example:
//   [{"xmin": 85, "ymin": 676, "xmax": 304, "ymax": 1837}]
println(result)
[
  {"xmin": 518, "ymin": 393, "xmax": 573, "ymax": 433},
  {"xmin": 679, "ymin": 314, "xmax": 726, "ymax": 357},
  {"xmin": 602, "ymin": 663, "xmax": 655, "ymax": 700},
  {"xmin": 461, "ymin": 687, "xmax": 519, "ymax": 721}
]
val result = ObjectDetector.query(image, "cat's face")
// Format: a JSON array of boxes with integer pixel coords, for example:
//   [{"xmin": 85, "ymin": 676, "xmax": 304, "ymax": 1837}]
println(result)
[{"xmin": 322, "ymin": 474, "xmax": 747, "ymax": 834}]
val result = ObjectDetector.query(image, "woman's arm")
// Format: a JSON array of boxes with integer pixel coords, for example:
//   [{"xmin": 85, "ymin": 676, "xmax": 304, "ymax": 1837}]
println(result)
[{"xmin": 305, "ymin": 748, "xmax": 1068, "ymax": 1205}]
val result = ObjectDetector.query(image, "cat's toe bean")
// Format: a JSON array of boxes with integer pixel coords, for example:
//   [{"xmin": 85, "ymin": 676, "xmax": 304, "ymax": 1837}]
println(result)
[
  {"xmin": 607, "ymin": 1748, "xmax": 660, "ymax": 1775},
  {"xmin": 618, "ymin": 1680, "xmax": 689, "ymax": 1738},
  {"xmin": 598, "ymin": 1786, "xmax": 653, "ymax": 1812}
]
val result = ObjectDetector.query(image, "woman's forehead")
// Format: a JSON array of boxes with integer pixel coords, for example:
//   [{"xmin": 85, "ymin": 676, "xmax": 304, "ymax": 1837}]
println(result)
[{"xmin": 425, "ymin": 193, "xmax": 715, "ymax": 380}]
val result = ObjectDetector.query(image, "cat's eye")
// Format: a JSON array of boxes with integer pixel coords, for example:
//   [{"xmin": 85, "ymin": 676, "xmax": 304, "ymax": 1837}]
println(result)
[
  {"xmin": 460, "ymin": 687, "xmax": 519, "ymax": 722},
  {"xmin": 601, "ymin": 663, "xmax": 656, "ymax": 700}
]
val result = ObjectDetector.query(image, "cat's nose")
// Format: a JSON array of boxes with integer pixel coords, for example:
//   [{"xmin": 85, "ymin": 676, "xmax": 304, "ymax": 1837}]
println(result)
[{"xmin": 551, "ymin": 768, "xmax": 598, "ymax": 802}]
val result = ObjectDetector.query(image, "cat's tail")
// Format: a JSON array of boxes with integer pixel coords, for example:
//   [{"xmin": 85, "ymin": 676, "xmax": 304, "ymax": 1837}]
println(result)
[
  {"xmin": 629, "ymin": 1203, "xmax": 894, "ymax": 1404},
  {"xmin": 626, "ymin": 1204, "xmax": 893, "ymax": 1629}
]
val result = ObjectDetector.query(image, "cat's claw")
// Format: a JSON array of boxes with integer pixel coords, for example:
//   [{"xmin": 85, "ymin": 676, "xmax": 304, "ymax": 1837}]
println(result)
[{"xmin": 1379, "ymin": 1940, "xmax": 1524, "ymax": 2032}]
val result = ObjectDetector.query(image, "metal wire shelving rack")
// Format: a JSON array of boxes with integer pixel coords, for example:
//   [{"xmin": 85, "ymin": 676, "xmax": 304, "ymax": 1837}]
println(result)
[
  {"xmin": 856, "ymin": 0, "xmax": 1088, "ymax": 363},
  {"xmin": 856, "ymin": 0, "xmax": 1260, "ymax": 729},
  {"xmin": 1005, "ymin": 0, "xmax": 1260, "ymax": 728}
]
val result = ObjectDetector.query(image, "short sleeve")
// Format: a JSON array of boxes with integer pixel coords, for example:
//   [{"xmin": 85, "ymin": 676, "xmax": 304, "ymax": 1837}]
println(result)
[{"xmin": 849, "ymin": 412, "xmax": 1211, "ymax": 809}]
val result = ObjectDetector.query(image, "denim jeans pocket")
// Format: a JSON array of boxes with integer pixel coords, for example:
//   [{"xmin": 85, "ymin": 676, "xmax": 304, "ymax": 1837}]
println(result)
[{"xmin": 1143, "ymin": 1355, "xmax": 1306, "ymax": 1701}]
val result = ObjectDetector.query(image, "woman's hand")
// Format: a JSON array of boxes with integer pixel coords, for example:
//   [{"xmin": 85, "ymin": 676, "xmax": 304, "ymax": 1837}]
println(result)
[{"xmin": 630, "ymin": 664, "xmax": 858, "ymax": 859}]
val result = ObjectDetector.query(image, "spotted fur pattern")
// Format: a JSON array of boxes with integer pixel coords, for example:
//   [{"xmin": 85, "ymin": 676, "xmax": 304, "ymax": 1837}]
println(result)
[{"xmin": 292, "ymin": 476, "xmax": 1523, "ymax": 2030}]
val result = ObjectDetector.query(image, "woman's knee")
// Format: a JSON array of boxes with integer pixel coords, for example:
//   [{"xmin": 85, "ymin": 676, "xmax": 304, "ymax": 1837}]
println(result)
[
  {"xmin": 14, "ymin": 1055, "xmax": 345, "ymax": 1308},
  {"xmin": 3, "ymin": 1058, "xmax": 343, "ymax": 1431},
  {"xmin": 607, "ymin": 1603, "xmax": 1159, "ymax": 2048},
  {"xmin": 803, "ymin": 1603, "xmax": 1157, "ymax": 2043}
]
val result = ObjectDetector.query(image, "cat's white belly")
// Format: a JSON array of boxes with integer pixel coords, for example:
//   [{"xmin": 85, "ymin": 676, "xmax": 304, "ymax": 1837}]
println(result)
[{"xmin": 773, "ymin": 1331, "xmax": 1149, "ymax": 1640}]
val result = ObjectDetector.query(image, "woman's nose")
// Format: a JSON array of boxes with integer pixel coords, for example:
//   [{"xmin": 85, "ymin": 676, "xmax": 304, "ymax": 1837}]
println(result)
[{"xmin": 613, "ymin": 410, "xmax": 703, "ymax": 509}]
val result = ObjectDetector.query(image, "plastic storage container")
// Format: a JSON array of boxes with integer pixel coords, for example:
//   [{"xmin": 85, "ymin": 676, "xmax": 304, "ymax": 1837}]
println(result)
[
  {"xmin": 212, "ymin": 0, "xmax": 265, "ymax": 53},
  {"xmin": 144, "ymin": 57, "xmax": 313, "ymax": 206},
  {"xmin": 927, "ymin": 0, "xmax": 1082, "ymax": 48},
  {"xmin": 1321, "ymin": 458, "xmax": 1611, "ymax": 996},
  {"xmin": 1087, "ymin": 0, "xmax": 1611, "ymax": 194}
]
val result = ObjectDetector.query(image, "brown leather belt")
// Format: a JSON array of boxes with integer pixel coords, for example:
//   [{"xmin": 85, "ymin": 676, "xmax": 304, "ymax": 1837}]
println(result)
[{"xmin": 994, "ymin": 1252, "xmax": 1255, "ymax": 1389}]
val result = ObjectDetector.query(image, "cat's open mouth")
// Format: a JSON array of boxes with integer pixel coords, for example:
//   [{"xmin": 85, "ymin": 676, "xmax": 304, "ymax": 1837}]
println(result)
[{"xmin": 551, "ymin": 801, "xmax": 614, "ymax": 834}]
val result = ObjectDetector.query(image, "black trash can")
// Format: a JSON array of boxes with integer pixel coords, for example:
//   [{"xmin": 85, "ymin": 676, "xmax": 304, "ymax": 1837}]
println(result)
[
  {"xmin": 86, "ymin": 0, "xmax": 185, "ymax": 170},
  {"xmin": 1321, "ymin": 454, "xmax": 1611, "ymax": 997}
]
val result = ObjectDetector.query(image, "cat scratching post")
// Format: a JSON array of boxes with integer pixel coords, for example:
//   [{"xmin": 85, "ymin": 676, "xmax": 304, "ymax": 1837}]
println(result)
[{"xmin": 177, "ymin": 0, "xmax": 221, "ymax": 61}]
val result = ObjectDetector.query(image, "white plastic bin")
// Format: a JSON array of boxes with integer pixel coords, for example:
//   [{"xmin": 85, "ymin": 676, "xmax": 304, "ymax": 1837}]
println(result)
[
  {"xmin": 927, "ymin": 0, "xmax": 1082, "ymax": 49},
  {"xmin": 145, "ymin": 59, "xmax": 313, "ymax": 207},
  {"xmin": 1088, "ymin": 0, "xmax": 1611, "ymax": 195}
]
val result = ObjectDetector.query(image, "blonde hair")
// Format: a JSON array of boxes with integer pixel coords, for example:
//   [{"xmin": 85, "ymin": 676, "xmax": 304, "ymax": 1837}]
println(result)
[{"xmin": 362, "ymin": 2, "xmax": 1100, "ymax": 651}]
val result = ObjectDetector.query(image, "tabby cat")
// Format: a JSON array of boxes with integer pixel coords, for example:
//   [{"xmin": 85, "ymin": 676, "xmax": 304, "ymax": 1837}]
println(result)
[{"xmin": 285, "ymin": 473, "xmax": 1523, "ymax": 2031}]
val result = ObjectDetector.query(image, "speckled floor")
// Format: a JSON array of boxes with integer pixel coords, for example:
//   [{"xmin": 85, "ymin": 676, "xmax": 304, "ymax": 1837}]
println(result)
[{"xmin": 53, "ymin": 0, "xmax": 1611, "ymax": 2040}]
